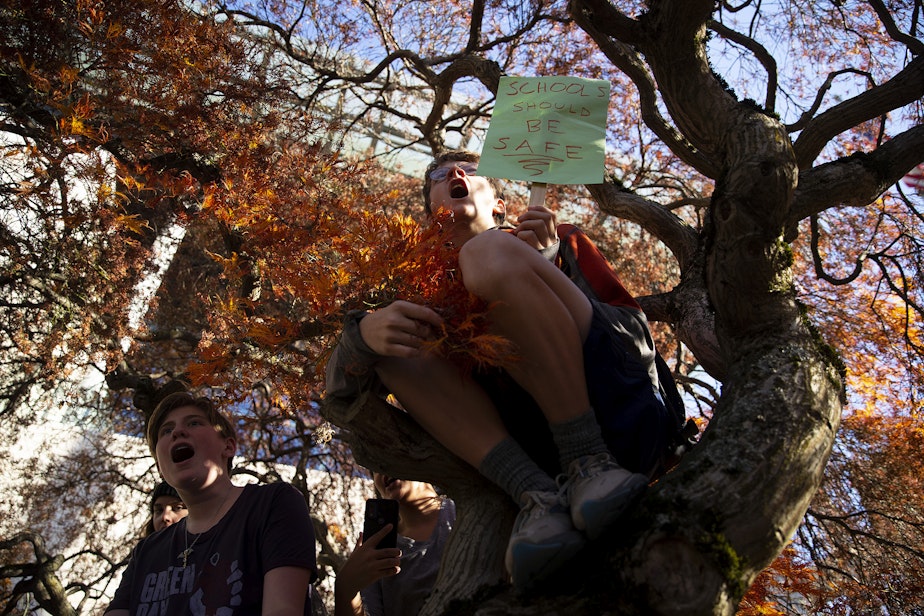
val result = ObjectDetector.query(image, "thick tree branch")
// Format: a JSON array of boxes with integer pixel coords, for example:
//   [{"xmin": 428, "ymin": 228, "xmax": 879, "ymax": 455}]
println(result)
[
  {"xmin": 320, "ymin": 394, "xmax": 513, "ymax": 615},
  {"xmin": 793, "ymin": 55, "xmax": 924, "ymax": 168},
  {"xmin": 789, "ymin": 123, "xmax": 924, "ymax": 230},
  {"xmin": 635, "ymin": 0, "xmax": 743, "ymax": 178},
  {"xmin": 0, "ymin": 532, "xmax": 77, "ymax": 616},
  {"xmin": 586, "ymin": 182, "xmax": 699, "ymax": 271}
]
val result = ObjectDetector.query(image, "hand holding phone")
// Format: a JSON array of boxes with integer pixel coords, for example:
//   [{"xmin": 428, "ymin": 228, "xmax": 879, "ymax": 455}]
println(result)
[{"xmin": 363, "ymin": 498, "xmax": 399, "ymax": 549}]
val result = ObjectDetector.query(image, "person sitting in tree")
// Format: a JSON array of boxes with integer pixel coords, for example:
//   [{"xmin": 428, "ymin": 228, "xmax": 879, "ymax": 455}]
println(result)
[{"xmin": 326, "ymin": 150, "xmax": 675, "ymax": 590}]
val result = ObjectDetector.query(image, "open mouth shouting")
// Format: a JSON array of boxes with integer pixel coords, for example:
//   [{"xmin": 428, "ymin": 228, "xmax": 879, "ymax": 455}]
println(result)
[
  {"xmin": 449, "ymin": 178, "xmax": 469, "ymax": 199},
  {"xmin": 379, "ymin": 475, "xmax": 401, "ymax": 496},
  {"xmin": 171, "ymin": 443, "xmax": 195, "ymax": 464}
]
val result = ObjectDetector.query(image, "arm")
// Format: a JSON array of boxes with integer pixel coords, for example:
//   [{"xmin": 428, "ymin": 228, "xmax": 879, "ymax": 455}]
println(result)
[
  {"xmin": 325, "ymin": 300, "xmax": 443, "ymax": 400},
  {"xmin": 263, "ymin": 566, "xmax": 314, "ymax": 616},
  {"xmin": 257, "ymin": 483, "xmax": 319, "ymax": 614},
  {"xmin": 325, "ymin": 310, "xmax": 385, "ymax": 400},
  {"xmin": 334, "ymin": 587, "xmax": 364, "ymax": 616},
  {"xmin": 334, "ymin": 526, "xmax": 402, "ymax": 616}
]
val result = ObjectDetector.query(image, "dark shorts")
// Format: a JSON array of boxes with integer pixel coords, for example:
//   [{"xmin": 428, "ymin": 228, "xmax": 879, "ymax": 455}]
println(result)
[{"xmin": 474, "ymin": 301, "xmax": 673, "ymax": 477}]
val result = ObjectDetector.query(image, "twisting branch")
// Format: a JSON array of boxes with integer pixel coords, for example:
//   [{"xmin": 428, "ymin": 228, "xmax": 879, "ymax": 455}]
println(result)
[
  {"xmin": 866, "ymin": 0, "xmax": 924, "ymax": 55},
  {"xmin": 868, "ymin": 251, "xmax": 924, "ymax": 355},
  {"xmin": 809, "ymin": 213, "xmax": 869, "ymax": 285},
  {"xmin": 786, "ymin": 68, "xmax": 877, "ymax": 133},
  {"xmin": 708, "ymin": 19, "xmax": 778, "ymax": 112}
]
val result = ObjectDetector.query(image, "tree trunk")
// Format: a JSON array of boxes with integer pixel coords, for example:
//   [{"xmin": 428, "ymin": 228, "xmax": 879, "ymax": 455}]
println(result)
[{"xmin": 615, "ymin": 110, "xmax": 844, "ymax": 613}]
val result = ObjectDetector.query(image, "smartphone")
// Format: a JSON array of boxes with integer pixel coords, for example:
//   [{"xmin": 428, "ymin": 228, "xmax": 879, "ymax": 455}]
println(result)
[{"xmin": 363, "ymin": 498, "xmax": 399, "ymax": 549}]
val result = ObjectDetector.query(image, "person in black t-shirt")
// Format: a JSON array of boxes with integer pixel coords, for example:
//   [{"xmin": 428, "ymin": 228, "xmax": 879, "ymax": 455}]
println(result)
[{"xmin": 106, "ymin": 391, "xmax": 319, "ymax": 616}]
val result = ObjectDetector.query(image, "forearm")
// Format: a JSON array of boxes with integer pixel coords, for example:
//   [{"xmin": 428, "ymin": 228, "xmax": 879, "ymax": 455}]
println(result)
[
  {"xmin": 334, "ymin": 583, "xmax": 365, "ymax": 616},
  {"xmin": 325, "ymin": 311, "xmax": 383, "ymax": 399}
]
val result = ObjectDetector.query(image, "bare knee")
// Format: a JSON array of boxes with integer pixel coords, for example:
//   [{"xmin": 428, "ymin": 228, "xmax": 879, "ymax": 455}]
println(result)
[{"xmin": 459, "ymin": 231, "xmax": 530, "ymax": 297}]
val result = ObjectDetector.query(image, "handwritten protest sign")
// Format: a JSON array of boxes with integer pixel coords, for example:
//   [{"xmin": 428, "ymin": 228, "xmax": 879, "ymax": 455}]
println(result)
[{"xmin": 479, "ymin": 76, "xmax": 610, "ymax": 186}]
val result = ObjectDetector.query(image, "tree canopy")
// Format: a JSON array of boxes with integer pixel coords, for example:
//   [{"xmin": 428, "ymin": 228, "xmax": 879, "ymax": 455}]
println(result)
[{"xmin": 1, "ymin": 0, "xmax": 922, "ymax": 614}]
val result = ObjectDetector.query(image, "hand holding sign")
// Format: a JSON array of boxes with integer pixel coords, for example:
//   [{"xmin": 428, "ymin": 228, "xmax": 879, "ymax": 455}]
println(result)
[{"xmin": 479, "ymin": 76, "xmax": 610, "ymax": 206}]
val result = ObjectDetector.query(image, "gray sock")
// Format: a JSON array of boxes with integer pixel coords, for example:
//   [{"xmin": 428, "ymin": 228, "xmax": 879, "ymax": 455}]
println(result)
[
  {"xmin": 550, "ymin": 408, "xmax": 608, "ymax": 469},
  {"xmin": 479, "ymin": 437, "xmax": 557, "ymax": 504}
]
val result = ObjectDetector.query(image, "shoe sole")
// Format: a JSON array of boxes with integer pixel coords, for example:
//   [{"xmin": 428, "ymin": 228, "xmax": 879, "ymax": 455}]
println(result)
[
  {"xmin": 576, "ymin": 474, "xmax": 648, "ymax": 540},
  {"xmin": 508, "ymin": 531, "xmax": 585, "ymax": 591}
]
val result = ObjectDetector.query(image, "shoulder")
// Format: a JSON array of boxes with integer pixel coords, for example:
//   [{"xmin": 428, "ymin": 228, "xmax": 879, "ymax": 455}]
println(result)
[
  {"xmin": 247, "ymin": 481, "xmax": 305, "ymax": 504},
  {"xmin": 122, "ymin": 524, "xmax": 179, "ymax": 569},
  {"xmin": 255, "ymin": 481, "xmax": 309, "ymax": 514},
  {"xmin": 227, "ymin": 483, "xmax": 314, "ymax": 548},
  {"xmin": 135, "ymin": 522, "xmax": 180, "ymax": 549},
  {"xmin": 226, "ymin": 482, "xmax": 307, "ymax": 520},
  {"xmin": 252, "ymin": 481, "xmax": 298, "ymax": 495}
]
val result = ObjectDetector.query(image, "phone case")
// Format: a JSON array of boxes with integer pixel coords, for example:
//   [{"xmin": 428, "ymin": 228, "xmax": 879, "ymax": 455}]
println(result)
[{"xmin": 363, "ymin": 498, "xmax": 399, "ymax": 549}]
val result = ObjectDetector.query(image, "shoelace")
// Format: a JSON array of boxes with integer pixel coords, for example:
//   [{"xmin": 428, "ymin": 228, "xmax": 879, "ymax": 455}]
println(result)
[
  {"xmin": 556, "ymin": 453, "xmax": 622, "ymax": 498},
  {"xmin": 516, "ymin": 490, "xmax": 566, "ymax": 527}
]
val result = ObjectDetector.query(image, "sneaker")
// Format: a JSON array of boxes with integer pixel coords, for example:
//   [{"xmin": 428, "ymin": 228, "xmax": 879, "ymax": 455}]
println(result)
[
  {"xmin": 562, "ymin": 453, "xmax": 648, "ymax": 539},
  {"xmin": 505, "ymin": 490, "xmax": 586, "ymax": 591}
]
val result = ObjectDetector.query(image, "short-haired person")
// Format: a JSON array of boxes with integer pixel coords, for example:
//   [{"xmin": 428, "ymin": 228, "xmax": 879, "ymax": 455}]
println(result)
[
  {"xmin": 326, "ymin": 150, "xmax": 675, "ymax": 590},
  {"xmin": 144, "ymin": 482, "xmax": 188, "ymax": 536},
  {"xmin": 334, "ymin": 473, "xmax": 454, "ymax": 616},
  {"xmin": 106, "ymin": 391, "xmax": 319, "ymax": 615}
]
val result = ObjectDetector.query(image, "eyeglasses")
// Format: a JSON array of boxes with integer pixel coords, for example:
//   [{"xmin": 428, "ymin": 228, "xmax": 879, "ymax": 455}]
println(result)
[{"xmin": 428, "ymin": 162, "xmax": 478, "ymax": 182}]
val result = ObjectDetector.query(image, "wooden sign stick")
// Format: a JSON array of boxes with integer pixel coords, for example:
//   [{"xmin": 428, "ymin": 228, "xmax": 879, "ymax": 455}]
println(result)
[{"xmin": 528, "ymin": 182, "xmax": 547, "ymax": 208}]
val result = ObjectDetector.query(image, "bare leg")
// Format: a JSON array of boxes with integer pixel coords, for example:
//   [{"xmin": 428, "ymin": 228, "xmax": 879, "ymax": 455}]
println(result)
[
  {"xmin": 459, "ymin": 231, "xmax": 593, "ymax": 423},
  {"xmin": 375, "ymin": 354, "xmax": 509, "ymax": 468}
]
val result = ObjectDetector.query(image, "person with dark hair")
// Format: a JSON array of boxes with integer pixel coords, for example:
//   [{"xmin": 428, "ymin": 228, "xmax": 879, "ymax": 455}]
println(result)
[
  {"xmin": 326, "ymin": 150, "xmax": 676, "ymax": 591},
  {"xmin": 106, "ymin": 391, "xmax": 319, "ymax": 615},
  {"xmin": 334, "ymin": 474, "xmax": 454, "ymax": 616},
  {"xmin": 143, "ymin": 482, "xmax": 187, "ymax": 537}
]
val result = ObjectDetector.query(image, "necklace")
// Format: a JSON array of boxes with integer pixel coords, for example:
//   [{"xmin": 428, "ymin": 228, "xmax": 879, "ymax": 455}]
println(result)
[{"xmin": 178, "ymin": 486, "xmax": 234, "ymax": 568}]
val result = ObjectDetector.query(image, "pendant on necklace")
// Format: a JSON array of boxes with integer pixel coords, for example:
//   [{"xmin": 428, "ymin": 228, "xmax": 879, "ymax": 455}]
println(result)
[
  {"xmin": 179, "ymin": 531, "xmax": 201, "ymax": 568},
  {"xmin": 175, "ymin": 485, "xmax": 233, "ymax": 569}
]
